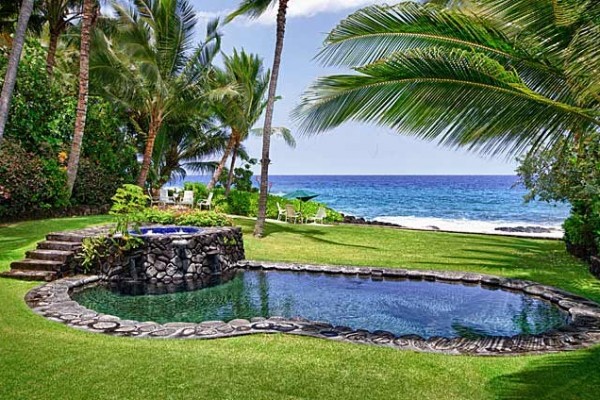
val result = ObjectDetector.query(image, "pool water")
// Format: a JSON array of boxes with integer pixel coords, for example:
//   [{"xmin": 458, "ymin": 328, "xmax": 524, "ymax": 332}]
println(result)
[
  {"xmin": 72, "ymin": 270, "xmax": 569, "ymax": 338},
  {"xmin": 134, "ymin": 226, "xmax": 202, "ymax": 235}
]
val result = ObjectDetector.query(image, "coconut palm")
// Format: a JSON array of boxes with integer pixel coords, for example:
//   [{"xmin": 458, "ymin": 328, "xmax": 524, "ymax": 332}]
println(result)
[
  {"xmin": 206, "ymin": 50, "xmax": 276, "ymax": 192},
  {"xmin": 65, "ymin": 0, "xmax": 96, "ymax": 195},
  {"xmin": 150, "ymin": 118, "xmax": 231, "ymax": 188},
  {"xmin": 293, "ymin": 0, "xmax": 600, "ymax": 156},
  {"xmin": 90, "ymin": 1, "xmax": 221, "ymax": 187},
  {"xmin": 41, "ymin": 0, "xmax": 82, "ymax": 75},
  {"xmin": 227, "ymin": 0, "xmax": 291, "ymax": 237},
  {"xmin": 0, "ymin": 0, "xmax": 35, "ymax": 144}
]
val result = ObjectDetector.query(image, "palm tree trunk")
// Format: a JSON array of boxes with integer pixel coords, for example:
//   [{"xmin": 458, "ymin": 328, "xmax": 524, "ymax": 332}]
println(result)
[
  {"xmin": 0, "ymin": 0, "xmax": 34, "ymax": 144},
  {"xmin": 46, "ymin": 28, "xmax": 61, "ymax": 75},
  {"xmin": 137, "ymin": 115, "xmax": 162, "ymax": 187},
  {"xmin": 207, "ymin": 135, "xmax": 236, "ymax": 191},
  {"xmin": 66, "ymin": 0, "xmax": 94, "ymax": 195},
  {"xmin": 254, "ymin": 0, "xmax": 289, "ymax": 237},
  {"xmin": 225, "ymin": 144, "xmax": 239, "ymax": 196}
]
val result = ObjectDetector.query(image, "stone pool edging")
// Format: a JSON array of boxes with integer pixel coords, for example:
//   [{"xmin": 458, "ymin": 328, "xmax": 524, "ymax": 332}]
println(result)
[{"xmin": 25, "ymin": 261, "xmax": 600, "ymax": 356}]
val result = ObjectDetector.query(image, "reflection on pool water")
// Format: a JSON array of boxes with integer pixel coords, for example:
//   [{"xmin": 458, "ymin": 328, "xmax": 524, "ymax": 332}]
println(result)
[{"xmin": 72, "ymin": 270, "xmax": 569, "ymax": 338}]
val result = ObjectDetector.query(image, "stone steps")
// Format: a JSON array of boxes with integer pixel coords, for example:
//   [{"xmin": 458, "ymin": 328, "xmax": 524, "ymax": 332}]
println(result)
[
  {"xmin": 10, "ymin": 259, "xmax": 66, "ymax": 271},
  {"xmin": 46, "ymin": 233, "xmax": 86, "ymax": 243},
  {"xmin": 0, "ymin": 269, "xmax": 57, "ymax": 281},
  {"xmin": 26, "ymin": 249, "xmax": 72, "ymax": 262},
  {"xmin": 37, "ymin": 241, "xmax": 82, "ymax": 251},
  {"xmin": 2, "ymin": 231, "xmax": 89, "ymax": 282}
]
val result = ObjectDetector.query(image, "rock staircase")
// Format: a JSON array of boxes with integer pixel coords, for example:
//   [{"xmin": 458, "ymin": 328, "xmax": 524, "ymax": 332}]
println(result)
[{"xmin": 1, "ymin": 232, "xmax": 86, "ymax": 282}]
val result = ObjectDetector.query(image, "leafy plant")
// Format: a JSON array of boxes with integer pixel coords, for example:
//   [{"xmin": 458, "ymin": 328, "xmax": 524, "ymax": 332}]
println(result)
[
  {"xmin": 109, "ymin": 184, "xmax": 149, "ymax": 234},
  {"xmin": 80, "ymin": 236, "xmax": 109, "ymax": 273},
  {"xmin": 80, "ymin": 184, "xmax": 149, "ymax": 271}
]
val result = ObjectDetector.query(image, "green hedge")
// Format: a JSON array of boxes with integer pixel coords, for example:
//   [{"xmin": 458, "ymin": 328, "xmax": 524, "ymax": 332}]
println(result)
[{"xmin": 141, "ymin": 207, "xmax": 233, "ymax": 227}]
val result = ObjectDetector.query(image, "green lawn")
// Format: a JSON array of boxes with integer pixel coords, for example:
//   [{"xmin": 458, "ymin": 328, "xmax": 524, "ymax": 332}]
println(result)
[{"xmin": 1, "ymin": 216, "xmax": 600, "ymax": 399}]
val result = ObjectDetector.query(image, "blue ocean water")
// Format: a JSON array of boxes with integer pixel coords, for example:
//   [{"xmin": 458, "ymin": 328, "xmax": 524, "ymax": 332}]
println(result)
[{"xmin": 176, "ymin": 175, "xmax": 570, "ymax": 235}]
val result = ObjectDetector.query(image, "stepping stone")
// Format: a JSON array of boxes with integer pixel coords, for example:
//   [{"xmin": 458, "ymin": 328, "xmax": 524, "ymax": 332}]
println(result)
[
  {"xmin": 37, "ymin": 241, "xmax": 81, "ymax": 251},
  {"xmin": 0, "ymin": 269, "xmax": 57, "ymax": 281},
  {"xmin": 26, "ymin": 249, "xmax": 72, "ymax": 262},
  {"xmin": 45, "ymin": 233, "xmax": 85, "ymax": 243},
  {"xmin": 10, "ymin": 259, "xmax": 65, "ymax": 272},
  {"xmin": 10, "ymin": 259, "xmax": 64, "ymax": 272}
]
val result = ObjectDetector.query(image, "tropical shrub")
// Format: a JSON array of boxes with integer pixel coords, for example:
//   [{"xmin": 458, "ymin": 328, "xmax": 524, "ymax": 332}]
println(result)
[
  {"xmin": 518, "ymin": 136, "xmax": 600, "ymax": 259},
  {"xmin": 0, "ymin": 139, "xmax": 69, "ymax": 219},
  {"xmin": 175, "ymin": 210, "xmax": 233, "ymax": 227},
  {"xmin": 72, "ymin": 159, "xmax": 129, "ymax": 206},
  {"xmin": 225, "ymin": 190, "xmax": 253, "ymax": 216},
  {"xmin": 142, "ymin": 207, "xmax": 177, "ymax": 225}
]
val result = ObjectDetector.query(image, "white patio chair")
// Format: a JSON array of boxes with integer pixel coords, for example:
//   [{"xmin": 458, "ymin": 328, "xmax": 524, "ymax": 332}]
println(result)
[
  {"xmin": 307, "ymin": 207, "xmax": 327, "ymax": 224},
  {"xmin": 180, "ymin": 190, "xmax": 195, "ymax": 208},
  {"xmin": 158, "ymin": 188, "xmax": 174, "ymax": 206},
  {"xmin": 276, "ymin": 202, "xmax": 286, "ymax": 221},
  {"xmin": 198, "ymin": 192, "xmax": 213, "ymax": 210},
  {"xmin": 285, "ymin": 204, "xmax": 301, "ymax": 224}
]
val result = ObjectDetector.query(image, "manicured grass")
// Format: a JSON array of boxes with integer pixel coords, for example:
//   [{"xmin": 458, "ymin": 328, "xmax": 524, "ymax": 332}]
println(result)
[{"xmin": 1, "ymin": 216, "xmax": 600, "ymax": 399}]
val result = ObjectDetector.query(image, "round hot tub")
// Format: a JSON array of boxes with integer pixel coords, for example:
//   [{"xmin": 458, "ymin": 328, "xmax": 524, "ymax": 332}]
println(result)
[{"xmin": 133, "ymin": 226, "xmax": 202, "ymax": 236}]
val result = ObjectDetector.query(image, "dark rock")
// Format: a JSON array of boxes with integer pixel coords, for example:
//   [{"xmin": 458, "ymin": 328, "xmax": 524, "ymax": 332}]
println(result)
[{"xmin": 494, "ymin": 226, "xmax": 554, "ymax": 234}]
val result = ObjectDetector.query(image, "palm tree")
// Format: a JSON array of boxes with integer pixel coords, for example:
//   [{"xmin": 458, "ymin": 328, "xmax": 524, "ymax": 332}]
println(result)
[
  {"xmin": 293, "ymin": 0, "xmax": 599, "ymax": 156},
  {"xmin": 206, "ymin": 50, "xmax": 268, "ymax": 192},
  {"xmin": 227, "ymin": 0, "xmax": 291, "ymax": 237},
  {"xmin": 90, "ymin": 1, "xmax": 221, "ymax": 187},
  {"xmin": 0, "ymin": 0, "xmax": 35, "ymax": 144},
  {"xmin": 206, "ymin": 50, "xmax": 294, "ymax": 195},
  {"xmin": 65, "ymin": 0, "xmax": 96, "ymax": 195},
  {"xmin": 150, "ymin": 117, "xmax": 230, "ymax": 188},
  {"xmin": 41, "ymin": 0, "xmax": 82, "ymax": 75}
]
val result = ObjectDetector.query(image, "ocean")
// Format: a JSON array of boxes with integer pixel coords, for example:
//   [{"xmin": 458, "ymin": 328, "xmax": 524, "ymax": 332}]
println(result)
[{"xmin": 174, "ymin": 175, "xmax": 570, "ymax": 237}]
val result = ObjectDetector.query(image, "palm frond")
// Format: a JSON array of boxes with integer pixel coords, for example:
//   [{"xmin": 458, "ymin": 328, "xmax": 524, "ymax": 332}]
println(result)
[
  {"xmin": 317, "ymin": 2, "xmax": 571, "ymax": 101},
  {"xmin": 225, "ymin": 0, "xmax": 275, "ymax": 23},
  {"xmin": 294, "ymin": 47, "xmax": 599, "ymax": 156},
  {"xmin": 251, "ymin": 127, "xmax": 295, "ymax": 148}
]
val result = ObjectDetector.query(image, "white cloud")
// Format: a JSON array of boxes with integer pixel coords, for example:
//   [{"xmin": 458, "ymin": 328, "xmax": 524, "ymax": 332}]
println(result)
[
  {"xmin": 229, "ymin": 0, "xmax": 392, "ymax": 26},
  {"xmin": 196, "ymin": 10, "xmax": 231, "ymax": 22}
]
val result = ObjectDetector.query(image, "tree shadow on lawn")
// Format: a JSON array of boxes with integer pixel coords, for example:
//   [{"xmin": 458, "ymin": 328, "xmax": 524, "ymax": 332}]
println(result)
[
  {"xmin": 492, "ymin": 347, "xmax": 600, "ymax": 400},
  {"xmin": 257, "ymin": 222, "xmax": 380, "ymax": 250}
]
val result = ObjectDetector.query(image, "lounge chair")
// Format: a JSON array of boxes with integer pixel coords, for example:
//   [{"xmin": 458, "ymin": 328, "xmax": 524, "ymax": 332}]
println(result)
[
  {"xmin": 276, "ymin": 202, "xmax": 286, "ymax": 221},
  {"xmin": 285, "ymin": 204, "xmax": 301, "ymax": 224},
  {"xmin": 198, "ymin": 192, "xmax": 213, "ymax": 210},
  {"xmin": 158, "ymin": 188, "xmax": 174, "ymax": 206},
  {"xmin": 307, "ymin": 207, "xmax": 327, "ymax": 224},
  {"xmin": 180, "ymin": 190, "xmax": 195, "ymax": 208},
  {"xmin": 148, "ymin": 187, "xmax": 159, "ymax": 206}
]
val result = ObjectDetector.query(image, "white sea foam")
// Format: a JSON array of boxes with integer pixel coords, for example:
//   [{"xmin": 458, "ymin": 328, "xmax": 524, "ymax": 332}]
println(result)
[{"xmin": 373, "ymin": 216, "xmax": 564, "ymax": 238}]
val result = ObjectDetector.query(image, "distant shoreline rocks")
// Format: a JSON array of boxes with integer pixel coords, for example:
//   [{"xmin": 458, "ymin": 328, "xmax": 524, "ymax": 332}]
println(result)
[
  {"xmin": 341, "ymin": 214, "xmax": 403, "ymax": 227},
  {"xmin": 494, "ymin": 226, "xmax": 556, "ymax": 234}
]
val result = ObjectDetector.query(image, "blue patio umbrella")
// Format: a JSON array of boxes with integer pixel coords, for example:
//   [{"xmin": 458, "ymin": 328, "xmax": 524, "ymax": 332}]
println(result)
[{"xmin": 283, "ymin": 190, "xmax": 319, "ymax": 216}]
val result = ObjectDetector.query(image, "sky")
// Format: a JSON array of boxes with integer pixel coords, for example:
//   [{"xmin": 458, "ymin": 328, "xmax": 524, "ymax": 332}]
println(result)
[{"xmin": 191, "ymin": 0, "xmax": 518, "ymax": 175}]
